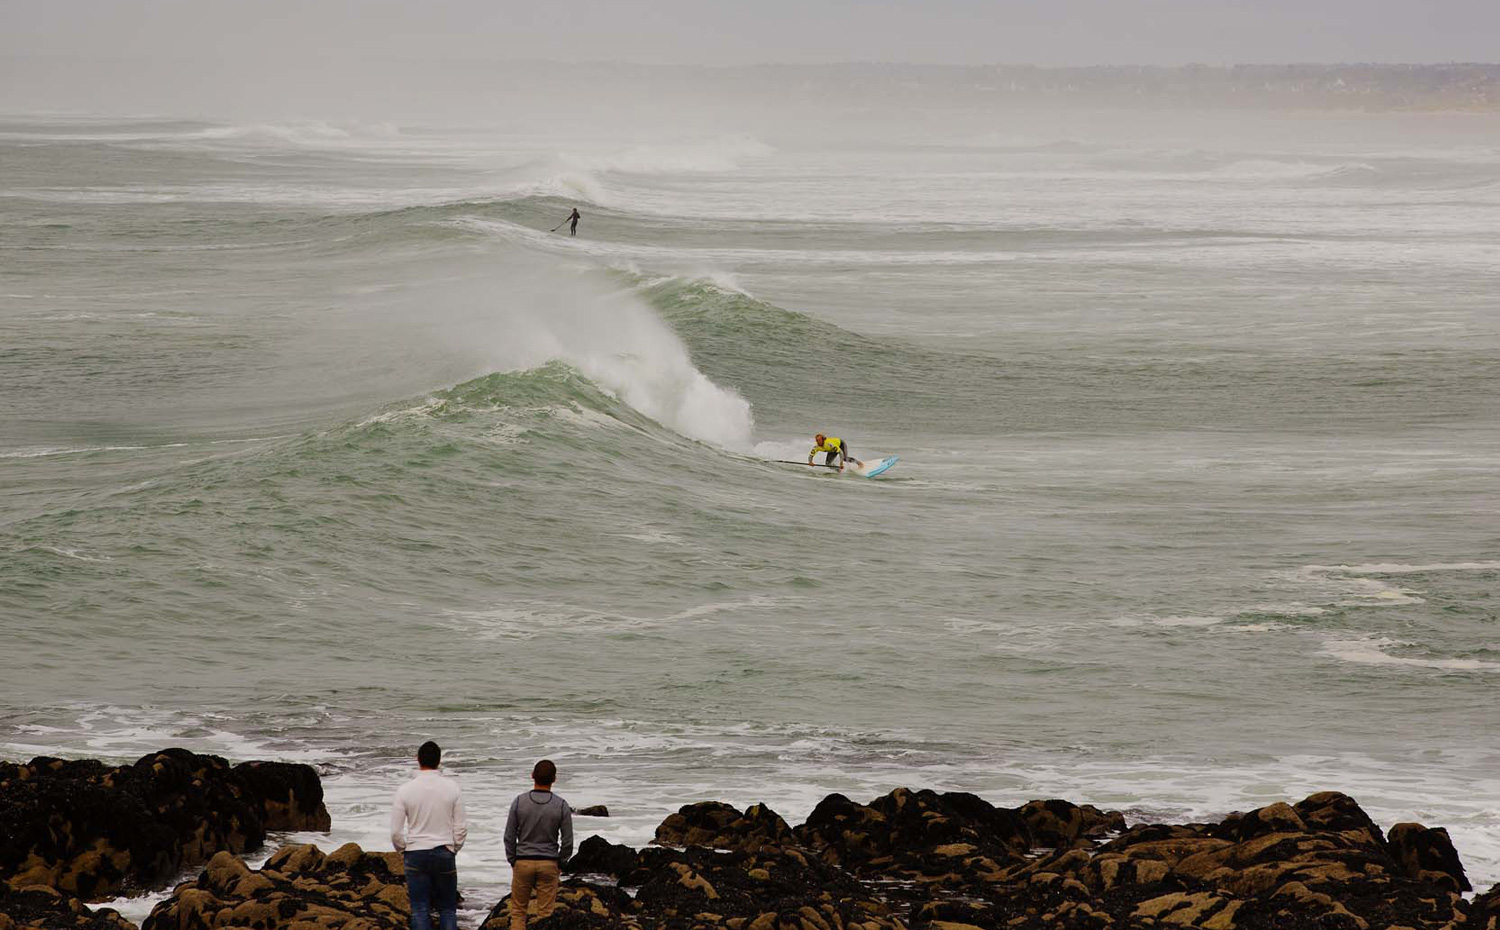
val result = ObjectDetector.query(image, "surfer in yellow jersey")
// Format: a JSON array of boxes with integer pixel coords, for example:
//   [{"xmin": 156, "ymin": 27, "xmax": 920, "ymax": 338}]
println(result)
[{"xmin": 808, "ymin": 434, "xmax": 863, "ymax": 470}]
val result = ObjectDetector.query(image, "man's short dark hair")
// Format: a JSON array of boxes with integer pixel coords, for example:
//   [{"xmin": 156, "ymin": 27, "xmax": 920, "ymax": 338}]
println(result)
[
  {"xmin": 532, "ymin": 759, "xmax": 557, "ymax": 786},
  {"xmin": 418, "ymin": 741, "xmax": 441, "ymax": 768}
]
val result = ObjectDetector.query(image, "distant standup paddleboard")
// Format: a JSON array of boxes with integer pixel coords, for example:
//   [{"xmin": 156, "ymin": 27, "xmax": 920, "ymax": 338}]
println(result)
[{"xmin": 776, "ymin": 456, "xmax": 899, "ymax": 478}]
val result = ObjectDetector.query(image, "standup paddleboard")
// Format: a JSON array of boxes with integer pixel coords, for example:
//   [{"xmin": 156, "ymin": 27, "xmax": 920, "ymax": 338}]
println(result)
[
  {"xmin": 853, "ymin": 456, "xmax": 899, "ymax": 478},
  {"xmin": 774, "ymin": 456, "xmax": 899, "ymax": 477}
]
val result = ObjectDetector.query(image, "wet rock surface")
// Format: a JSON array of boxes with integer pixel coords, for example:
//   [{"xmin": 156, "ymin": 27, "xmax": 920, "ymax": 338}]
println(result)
[
  {"xmin": 140, "ymin": 843, "xmax": 408, "ymax": 930},
  {"xmin": 561, "ymin": 791, "xmax": 1497, "ymax": 930},
  {"xmin": 794, "ymin": 788, "xmax": 1032, "ymax": 891},
  {"xmin": 0, "ymin": 884, "xmax": 137, "ymax": 930},
  {"xmin": 0, "ymin": 750, "xmax": 330, "ymax": 901},
  {"xmin": 9, "ymin": 757, "xmax": 1499, "ymax": 930},
  {"xmin": 654, "ymin": 802, "xmax": 797, "ymax": 853},
  {"xmin": 508, "ymin": 833, "xmax": 907, "ymax": 930},
  {"xmin": 1468, "ymin": 886, "xmax": 1500, "ymax": 930}
]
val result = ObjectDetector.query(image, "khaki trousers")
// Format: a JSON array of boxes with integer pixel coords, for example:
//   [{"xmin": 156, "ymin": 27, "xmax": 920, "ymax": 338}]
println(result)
[{"xmin": 508, "ymin": 859, "xmax": 560, "ymax": 930}]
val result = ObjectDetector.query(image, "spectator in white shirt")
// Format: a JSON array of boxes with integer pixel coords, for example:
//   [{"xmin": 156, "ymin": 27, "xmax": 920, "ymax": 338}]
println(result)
[{"xmin": 391, "ymin": 741, "xmax": 467, "ymax": 930}]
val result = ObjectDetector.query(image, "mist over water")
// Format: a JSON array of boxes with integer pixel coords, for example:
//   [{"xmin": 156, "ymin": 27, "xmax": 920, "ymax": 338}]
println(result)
[{"xmin": 3, "ymin": 99, "xmax": 1499, "ymax": 917}]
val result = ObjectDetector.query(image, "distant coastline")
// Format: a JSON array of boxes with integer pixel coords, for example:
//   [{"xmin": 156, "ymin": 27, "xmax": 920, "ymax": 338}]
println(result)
[
  {"xmin": 732, "ymin": 61, "xmax": 1500, "ymax": 111},
  {"xmin": 6, "ymin": 56, "xmax": 1500, "ymax": 118}
]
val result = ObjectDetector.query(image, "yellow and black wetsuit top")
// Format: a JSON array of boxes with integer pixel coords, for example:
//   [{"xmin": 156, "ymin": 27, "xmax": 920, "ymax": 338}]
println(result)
[{"xmin": 811, "ymin": 437, "xmax": 844, "ymax": 456}]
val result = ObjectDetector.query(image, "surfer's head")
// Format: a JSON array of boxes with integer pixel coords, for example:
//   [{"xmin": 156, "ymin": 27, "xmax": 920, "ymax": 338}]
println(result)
[{"xmin": 814, "ymin": 433, "xmax": 826, "ymax": 445}]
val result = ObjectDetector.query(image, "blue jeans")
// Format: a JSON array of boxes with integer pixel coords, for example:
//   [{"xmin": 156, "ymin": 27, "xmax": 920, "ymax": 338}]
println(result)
[{"xmin": 404, "ymin": 847, "xmax": 458, "ymax": 930}]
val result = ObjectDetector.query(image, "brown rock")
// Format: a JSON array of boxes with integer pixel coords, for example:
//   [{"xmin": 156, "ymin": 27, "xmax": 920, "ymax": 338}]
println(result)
[
  {"xmin": 265, "ymin": 844, "xmax": 327, "ymax": 876},
  {"xmin": 1106, "ymin": 835, "xmax": 1234, "ymax": 867},
  {"xmin": 0, "ymin": 883, "xmax": 137, "ymax": 930},
  {"xmin": 1223, "ymin": 801, "xmax": 1307, "ymax": 841},
  {"xmin": 1466, "ymin": 885, "xmax": 1500, "ymax": 930},
  {"xmin": 1133, "ymin": 891, "xmax": 1236, "ymax": 926},
  {"xmin": 0, "ymin": 751, "xmax": 331, "ymax": 901},
  {"xmin": 1015, "ymin": 800, "xmax": 1126, "ymax": 849},
  {"xmin": 654, "ymin": 803, "xmax": 796, "ymax": 853},
  {"xmin": 229, "ymin": 762, "xmax": 332, "ymax": 832},
  {"xmin": 141, "ymin": 843, "xmax": 407, "ymax": 930},
  {"xmin": 1271, "ymin": 880, "xmax": 1370, "ymax": 929},
  {"xmin": 793, "ymin": 789, "xmax": 1028, "ymax": 890},
  {"xmin": 1387, "ymin": 823, "xmax": 1470, "ymax": 893},
  {"xmin": 1292, "ymin": 792, "xmax": 1387, "ymax": 851}
]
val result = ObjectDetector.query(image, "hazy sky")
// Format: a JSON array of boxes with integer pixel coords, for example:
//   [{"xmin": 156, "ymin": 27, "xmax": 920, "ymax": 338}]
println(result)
[{"xmin": 5, "ymin": 0, "xmax": 1500, "ymax": 67}]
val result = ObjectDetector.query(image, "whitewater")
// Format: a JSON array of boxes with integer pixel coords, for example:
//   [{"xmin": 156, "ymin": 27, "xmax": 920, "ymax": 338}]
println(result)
[{"xmin": 2, "ymin": 112, "xmax": 1498, "ymax": 920}]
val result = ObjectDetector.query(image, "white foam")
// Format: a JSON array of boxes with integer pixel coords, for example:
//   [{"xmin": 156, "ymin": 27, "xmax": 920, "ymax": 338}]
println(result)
[
  {"xmin": 1285, "ymin": 561, "xmax": 1500, "ymax": 614},
  {"xmin": 573, "ymin": 136, "xmax": 773, "ymax": 176},
  {"xmin": 614, "ymin": 530, "xmax": 683, "ymax": 545},
  {"xmin": 0, "ymin": 436, "xmax": 281, "ymax": 460},
  {"xmin": 1322, "ymin": 636, "xmax": 1500, "ymax": 672},
  {"xmin": 1286, "ymin": 564, "xmax": 1427, "ymax": 607},
  {"xmin": 694, "ymin": 269, "xmax": 751, "ymax": 296},
  {"xmin": 1150, "ymin": 615, "xmax": 1226, "ymax": 628},
  {"xmin": 1212, "ymin": 159, "xmax": 1376, "ymax": 180},
  {"xmin": 445, "ymin": 597, "xmax": 780, "ymax": 640},
  {"xmin": 355, "ymin": 398, "xmax": 445, "ymax": 427},
  {"xmin": 486, "ymin": 136, "xmax": 769, "ymax": 210},
  {"xmin": 192, "ymin": 120, "xmax": 404, "ymax": 148},
  {"xmin": 1319, "ymin": 561, "xmax": 1500, "ymax": 575},
  {"xmin": 512, "ymin": 169, "xmax": 614, "ymax": 207},
  {"xmin": 0, "ymin": 444, "xmax": 152, "ymax": 459},
  {"xmin": 31, "ymin": 547, "xmax": 113, "ymax": 563},
  {"xmin": 575, "ymin": 344, "xmax": 751, "ymax": 449},
  {"xmin": 381, "ymin": 258, "xmax": 754, "ymax": 451}
]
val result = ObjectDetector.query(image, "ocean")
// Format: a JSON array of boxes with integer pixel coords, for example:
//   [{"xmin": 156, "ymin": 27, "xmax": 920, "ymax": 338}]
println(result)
[{"xmin": 2, "ymin": 111, "xmax": 1498, "ymax": 921}]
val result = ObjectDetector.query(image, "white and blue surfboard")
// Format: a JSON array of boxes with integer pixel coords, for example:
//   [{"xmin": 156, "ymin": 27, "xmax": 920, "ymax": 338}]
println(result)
[{"xmin": 854, "ymin": 456, "xmax": 899, "ymax": 478}]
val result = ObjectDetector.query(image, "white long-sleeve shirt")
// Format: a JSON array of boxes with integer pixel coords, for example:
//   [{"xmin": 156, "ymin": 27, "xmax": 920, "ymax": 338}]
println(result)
[{"xmin": 391, "ymin": 769, "xmax": 467, "ymax": 853}]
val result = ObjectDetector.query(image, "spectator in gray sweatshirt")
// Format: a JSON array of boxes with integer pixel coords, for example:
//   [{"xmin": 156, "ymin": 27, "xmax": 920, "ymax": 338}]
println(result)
[{"xmin": 503, "ymin": 759, "xmax": 574, "ymax": 930}]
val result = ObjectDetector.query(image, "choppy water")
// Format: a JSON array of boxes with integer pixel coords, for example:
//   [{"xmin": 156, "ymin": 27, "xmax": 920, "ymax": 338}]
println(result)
[{"xmin": 2, "ymin": 113, "xmax": 1499, "ymax": 916}]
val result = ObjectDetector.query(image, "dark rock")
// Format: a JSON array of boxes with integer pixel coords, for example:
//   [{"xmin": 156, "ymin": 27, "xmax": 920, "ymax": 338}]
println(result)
[
  {"xmin": 653, "ymin": 802, "xmax": 795, "ymax": 853},
  {"xmin": 229, "ymin": 761, "xmax": 332, "ymax": 832},
  {"xmin": 573, "ymin": 806, "xmax": 608, "ymax": 818},
  {"xmin": 1387, "ymin": 822, "xmax": 1471, "ymax": 892},
  {"xmin": 480, "ymin": 882, "xmax": 641, "ymax": 930},
  {"xmin": 543, "ymin": 837, "xmax": 904, "ymax": 930},
  {"xmin": 0, "ymin": 750, "xmax": 330, "ymax": 901},
  {"xmin": 538, "ymin": 788, "xmax": 1486, "ymax": 930},
  {"xmin": 1077, "ymin": 850, "xmax": 1175, "ymax": 893},
  {"xmin": 141, "ymin": 843, "xmax": 408, "ymax": 930},
  {"xmin": 1015, "ymin": 799, "xmax": 1127, "ymax": 848},
  {"xmin": 1293, "ymin": 791, "xmax": 1388, "ymax": 850},
  {"xmin": 1211, "ymin": 801, "xmax": 1309, "ymax": 843},
  {"xmin": 1099, "ymin": 822, "xmax": 1208, "ymax": 851},
  {"xmin": 0, "ymin": 883, "xmax": 138, "ymax": 930},
  {"xmin": 874, "ymin": 790, "xmax": 1031, "ymax": 856},
  {"xmin": 913, "ymin": 874, "xmax": 1186, "ymax": 930},
  {"xmin": 794, "ymin": 788, "xmax": 1028, "ymax": 890},
  {"xmin": 1467, "ymin": 884, "xmax": 1500, "ymax": 930},
  {"xmin": 632, "ymin": 846, "xmax": 903, "ymax": 929},
  {"xmin": 565, "ymin": 836, "xmax": 642, "ymax": 880}
]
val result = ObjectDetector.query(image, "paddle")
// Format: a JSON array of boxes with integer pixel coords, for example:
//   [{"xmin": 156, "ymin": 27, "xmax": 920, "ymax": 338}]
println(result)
[{"xmin": 775, "ymin": 460, "xmax": 843, "ymax": 470}]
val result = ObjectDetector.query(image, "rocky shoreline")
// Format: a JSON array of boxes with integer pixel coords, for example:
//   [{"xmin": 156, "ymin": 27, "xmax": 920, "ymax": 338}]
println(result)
[{"xmin": 3, "ymin": 750, "xmax": 1497, "ymax": 930}]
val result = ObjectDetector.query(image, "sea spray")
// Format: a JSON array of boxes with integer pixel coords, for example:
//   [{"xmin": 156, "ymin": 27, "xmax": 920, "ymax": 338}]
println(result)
[{"xmin": 395, "ymin": 255, "xmax": 757, "ymax": 450}]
